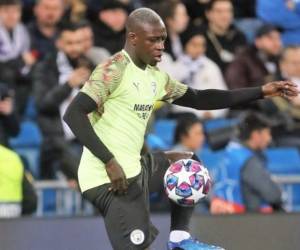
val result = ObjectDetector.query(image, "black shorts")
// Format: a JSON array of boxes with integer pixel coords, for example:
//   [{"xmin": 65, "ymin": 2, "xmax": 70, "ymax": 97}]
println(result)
[{"xmin": 82, "ymin": 152, "xmax": 169, "ymax": 250}]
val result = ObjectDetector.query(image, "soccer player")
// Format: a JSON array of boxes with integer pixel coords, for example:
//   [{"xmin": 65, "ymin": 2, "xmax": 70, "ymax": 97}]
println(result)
[{"xmin": 63, "ymin": 8, "xmax": 298, "ymax": 250}]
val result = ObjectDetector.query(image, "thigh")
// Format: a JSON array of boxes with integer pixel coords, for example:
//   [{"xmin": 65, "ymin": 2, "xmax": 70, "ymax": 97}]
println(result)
[
  {"xmin": 83, "ymin": 176, "xmax": 158, "ymax": 250},
  {"xmin": 141, "ymin": 152, "xmax": 170, "ymax": 194}
]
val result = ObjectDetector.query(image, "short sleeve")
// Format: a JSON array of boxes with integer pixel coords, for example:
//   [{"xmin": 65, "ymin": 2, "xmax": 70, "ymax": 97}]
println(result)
[
  {"xmin": 80, "ymin": 53, "xmax": 128, "ymax": 106},
  {"xmin": 158, "ymin": 73, "xmax": 188, "ymax": 103}
]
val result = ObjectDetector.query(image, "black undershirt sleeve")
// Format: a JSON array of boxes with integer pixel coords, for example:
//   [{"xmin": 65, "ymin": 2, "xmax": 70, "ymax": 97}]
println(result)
[
  {"xmin": 63, "ymin": 92, "xmax": 114, "ymax": 164},
  {"xmin": 173, "ymin": 87, "xmax": 263, "ymax": 110}
]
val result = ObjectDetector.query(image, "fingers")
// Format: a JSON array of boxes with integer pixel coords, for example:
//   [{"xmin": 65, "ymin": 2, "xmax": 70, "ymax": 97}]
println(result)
[
  {"xmin": 277, "ymin": 81, "xmax": 299, "ymax": 97},
  {"xmin": 109, "ymin": 177, "xmax": 128, "ymax": 195}
]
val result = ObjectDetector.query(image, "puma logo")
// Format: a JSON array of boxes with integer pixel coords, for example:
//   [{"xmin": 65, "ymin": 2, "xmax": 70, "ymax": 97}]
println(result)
[{"xmin": 133, "ymin": 82, "xmax": 140, "ymax": 92}]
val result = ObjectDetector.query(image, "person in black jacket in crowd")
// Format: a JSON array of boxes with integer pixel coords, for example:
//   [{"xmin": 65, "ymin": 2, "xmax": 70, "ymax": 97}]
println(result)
[{"xmin": 33, "ymin": 22, "xmax": 93, "ymax": 181}]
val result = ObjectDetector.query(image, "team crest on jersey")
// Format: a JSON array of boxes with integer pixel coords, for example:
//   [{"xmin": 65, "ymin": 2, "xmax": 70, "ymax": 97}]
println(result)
[{"xmin": 151, "ymin": 82, "xmax": 157, "ymax": 96}]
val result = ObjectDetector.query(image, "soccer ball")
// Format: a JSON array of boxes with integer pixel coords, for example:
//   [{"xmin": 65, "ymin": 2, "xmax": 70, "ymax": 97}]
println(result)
[{"xmin": 163, "ymin": 159, "xmax": 211, "ymax": 206}]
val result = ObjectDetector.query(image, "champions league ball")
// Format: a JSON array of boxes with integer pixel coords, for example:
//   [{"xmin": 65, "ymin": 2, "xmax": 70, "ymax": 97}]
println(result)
[{"xmin": 163, "ymin": 159, "xmax": 211, "ymax": 206}]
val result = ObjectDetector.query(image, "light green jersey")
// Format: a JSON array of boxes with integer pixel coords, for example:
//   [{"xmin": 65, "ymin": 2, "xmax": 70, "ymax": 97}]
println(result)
[{"xmin": 78, "ymin": 50, "xmax": 187, "ymax": 192}]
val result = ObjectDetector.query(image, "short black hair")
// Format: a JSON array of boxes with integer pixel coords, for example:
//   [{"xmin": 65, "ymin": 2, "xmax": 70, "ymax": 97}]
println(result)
[
  {"xmin": 77, "ymin": 19, "xmax": 92, "ymax": 29},
  {"xmin": 59, "ymin": 22, "xmax": 83, "ymax": 35},
  {"xmin": 174, "ymin": 114, "xmax": 202, "ymax": 144},
  {"xmin": 205, "ymin": 0, "xmax": 232, "ymax": 12},
  {"xmin": 239, "ymin": 112, "xmax": 271, "ymax": 141},
  {"xmin": 0, "ymin": 0, "xmax": 21, "ymax": 6}
]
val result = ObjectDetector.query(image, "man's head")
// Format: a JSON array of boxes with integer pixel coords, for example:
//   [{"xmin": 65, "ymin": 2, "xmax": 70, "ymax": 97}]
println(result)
[
  {"xmin": 34, "ymin": 0, "xmax": 64, "ymax": 27},
  {"xmin": 78, "ymin": 20, "xmax": 94, "ymax": 53},
  {"xmin": 280, "ymin": 46, "xmax": 300, "ymax": 79},
  {"xmin": 56, "ymin": 22, "xmax": 84, "ymax": 59},
  {"xmin": 98, "ymin": 0, "xmax": 128, "ymax": 32},
  {"xmin": 157, "ymin": 0, "xmax": 189, "ymax": 34},
  {"xmin": 205, "ymin": 0, "xmax": 233, "ymax": 33},
  {"xmin": 239, "ymin": 113, "xmax": 272, "ymax": 150},
  {"xmin": 182, "ymin": 27, "xmax": 206, "ymax": 60},
  {"xmin": 255, "ymin": 24, "xmax": 282, "ymax": 56},
  {"xmin": 0, "ymin": 0, "xmax": 21, "ymax": 30},
  {"xmin": 125, "ymin": 8, "xmax": 167, "ymax": 66},
  {"xmin": 174, "ymin": 115, "xmax": 205, "ymax": 151}
]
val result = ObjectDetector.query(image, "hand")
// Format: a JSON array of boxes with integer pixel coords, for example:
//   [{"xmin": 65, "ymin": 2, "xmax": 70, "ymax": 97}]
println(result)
[
  {"xmin": 68, "ymin": 67, "xmax": 91, "ymax": 88},
  {"xmin": 0, "ymin": 97, "xmax": 14, "ymax": 115},
  {"xmin": 105, "ymin": 158, "xmax": 128, "ymax": 195},
  {"xmin": 262, "ymin": 81, "xmax": 299, "ymax": 100},
  {"xmin": 22, "ymin": 52, "xmax": 37, "ymax": 66},
  {"xmin": 164, "ymin": 151, "xmax": 194, "ymax": 163}
]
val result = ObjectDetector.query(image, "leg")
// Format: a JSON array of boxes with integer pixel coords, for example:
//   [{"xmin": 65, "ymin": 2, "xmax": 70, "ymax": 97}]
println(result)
[
  {"xmin": 145, "ymin": 152, "xmax": 195, "ymax": 232},
  {"xmin": 83, "ymin": 174, "xmax": 158, "ymax": 250}
]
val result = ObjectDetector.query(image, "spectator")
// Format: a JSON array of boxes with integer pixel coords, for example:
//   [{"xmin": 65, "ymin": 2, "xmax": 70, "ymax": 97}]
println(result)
[
  {"xmin": 92, "ymin": 0, "xmax": 128, "ymax": 55},
  {"xmin": 78, "ymin": 20, "xmax": 110, "ymax": 65},
  {"xmin": 156, "ymin": 0, "xmax": 189, "ymax": 59},
  {"xmin": 62, "ymin": 0, "xmax": 87, "ymax": 23},
  {"xmin": 0, "ymin": 145, "xmax": 37, "ymax": 218},
  {"xmin": 233, "ymin": 0, "xmax": 256, "ymax": 18},
  {"xmin": 203, "ymin": 0, "xmax": 247, "ymax": 72},
  {"xmin": 211, "ymin": 113, "xmax": 283, "ymax": 214},
  {"xmin": 27, "ymin": 0, "xmax": 64, "ymax": 62},
  {"xmin": 0, "ymin": 83, "xmax": 19, "ymax": 147},
  {"xmin": 160, "ymin": 27, "xmax": 228, "ymax": 119},
  {"xmin": 270, "ymin": 46, "xmax": 300, "ymax": 150},
  {"xmin": 256, "ymin": 0, "xmax": 300, "ymax": 46},
  {"xmin": 225, "ymin": 24, "xmax": 282, "ymax": 89},
  {"xmin": 0, "ymin": 0, "xmax": 36, "ymax": 114},
  {"xmin": 172, "ymin": 115, "xmax": 205, "ymax": 152},
  {"xmin": 182, "ymin": 0, "xmax": 209, "ymax": 26},
  {"xmin": 33, "ymin": 22, "xmax": 93, "ymax": 180}
]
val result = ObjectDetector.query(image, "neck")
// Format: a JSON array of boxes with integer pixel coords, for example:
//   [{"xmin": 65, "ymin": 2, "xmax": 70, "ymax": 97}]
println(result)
[
  {"xmin": 209, "ymin": 23, "xmax": 227, "ymax": 36},
  {"xmin": 124, "ymin": 43, "xmax": 147, "ymax": 70},
  {"xmin": 244, "ymin": 140, "xmax": 258, "ymax": 151},
  {"xmin": 37, "ymin": 22, "xmax": 57, "ymax": 38}
]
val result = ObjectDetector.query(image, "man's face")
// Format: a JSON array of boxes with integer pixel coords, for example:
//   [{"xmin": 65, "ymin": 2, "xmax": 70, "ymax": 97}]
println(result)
[
  {"xmin": 0, "ymin": 4, "xmax": 21, "ymax": 30},
  {"xmin": 57, "ymin": 30, "xmax": 84, "ymax": 59},
  {"xmin": 252, "ymin": 128, "xmax": 272, "ymax": 150},
  {"xmin": 34, "ymin": 0, "xmax": 64, "ymax": 27},
  {"xmin": 80, "ymin": 27, "xmax": 94, "ymax": 53},
  {"xmin": 255, "ymin": 31, "xmax": 282, "ymax": 56},
  {"xmin": 185, "ymin": 35, "xmax": 206, "ymax": 60},
  {"xmin": 131, "ymin": 21, "xmax": 167, "ymax": 66},
  {"xmin": 280, "ymin": 48, "xmax": 300, "ymax": 78},
  {"xmin": 167, "ymin": 3, "xmax": 189, "ymax": 34},
  {"xmin": 182, "ymin": 123, "xmax": 205, "ymax": 151},
  {"xmin": 206, "ymin": 1, "xmax": 233, "ymax": 32}
]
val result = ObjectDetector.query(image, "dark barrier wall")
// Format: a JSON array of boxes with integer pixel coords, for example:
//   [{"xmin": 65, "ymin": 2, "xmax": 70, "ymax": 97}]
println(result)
[{"xmin": 0, "ymin": 213, "xmax": 299, "ymax": 250}]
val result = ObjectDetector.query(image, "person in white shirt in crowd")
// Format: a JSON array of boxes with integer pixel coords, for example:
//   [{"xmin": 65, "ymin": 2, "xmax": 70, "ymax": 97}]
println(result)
[{"xmin": 160, "ymin": 26, "xmax": 228, "ymax": 119}]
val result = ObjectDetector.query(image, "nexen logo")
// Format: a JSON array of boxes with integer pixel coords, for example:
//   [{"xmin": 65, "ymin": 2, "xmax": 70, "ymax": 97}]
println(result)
[{"xmin": 134, "ymin": 104, "xmax": 154, "ymax": 111}]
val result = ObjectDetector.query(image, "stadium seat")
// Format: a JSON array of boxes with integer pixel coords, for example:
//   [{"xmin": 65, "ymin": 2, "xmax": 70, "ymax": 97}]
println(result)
[
  {"xmin": 203, "ymin": 118, "xmax": 239, "ymax": 132},
  {"xmin": 197, "ymin": 148, "xmax": 225, "ymax": 180},
  {"xmin": 265, "ymin": 147, "xmax": 300, "ymax": 174},
  {"xmin": 9, "ymin": 121, "xmax": 42, "ymax": 178},
  {"xmin": 153, "ymin": 119, "xmax": 176, "ymax": 148},
  {"xmin": 146, "ymin": 133, "xmax": 169, "ymax": 150},
  {"xmin": 24, "ymin": 96, "xmax": 37, "ymax": 120}
]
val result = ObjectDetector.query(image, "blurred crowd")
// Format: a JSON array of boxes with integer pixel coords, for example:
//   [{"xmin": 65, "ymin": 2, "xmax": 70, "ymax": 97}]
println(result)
[{"xmin": 1, "ymin": 0, "xmax": 300, "ymax": 217}]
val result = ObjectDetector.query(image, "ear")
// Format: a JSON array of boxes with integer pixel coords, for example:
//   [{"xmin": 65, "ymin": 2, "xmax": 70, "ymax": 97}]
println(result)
[{"xmin": 128, "ymin": 31, "xmax": 137, "ymax": 46}]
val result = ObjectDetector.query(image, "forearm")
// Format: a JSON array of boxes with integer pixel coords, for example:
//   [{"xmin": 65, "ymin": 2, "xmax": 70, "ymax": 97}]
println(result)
[
  {"xmin": 63, "ymin": 92, "xmax": 114, "ymax": 164},
  {"xmin": 173, "ymin": 87, "xmax": 263, "ymax": 110}
]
